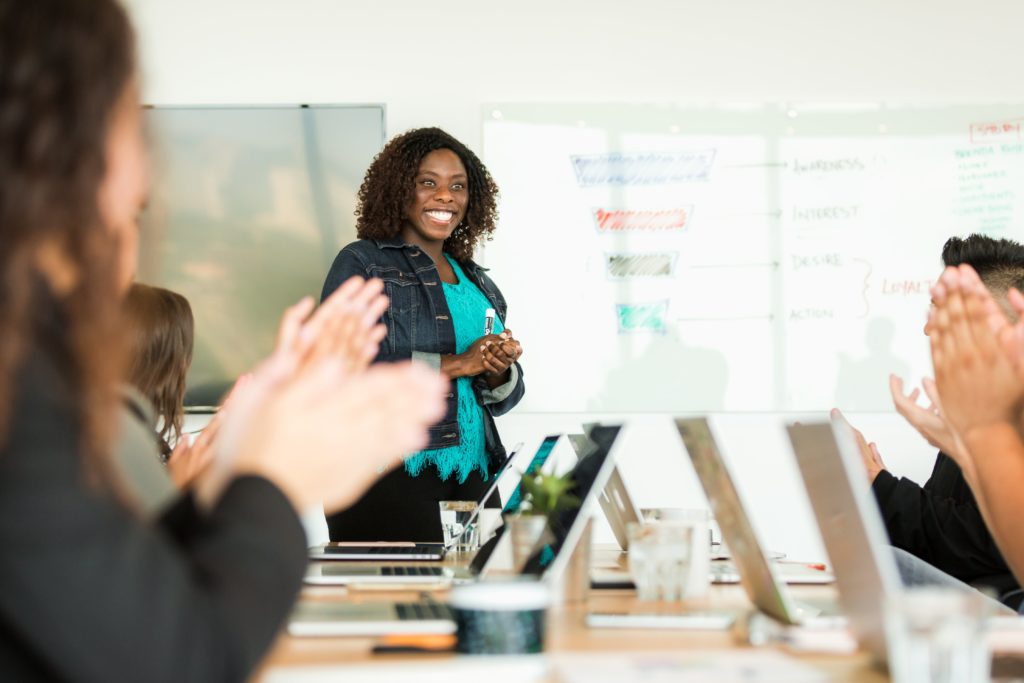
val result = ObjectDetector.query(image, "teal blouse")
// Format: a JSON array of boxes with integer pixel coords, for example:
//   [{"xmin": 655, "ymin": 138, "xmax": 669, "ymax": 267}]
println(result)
[{"xmin": 405, "ymin": 256, "xmax": 504, "ymax": 482}]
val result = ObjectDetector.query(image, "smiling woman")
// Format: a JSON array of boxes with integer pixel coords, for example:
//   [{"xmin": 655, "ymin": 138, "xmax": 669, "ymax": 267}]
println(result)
[{"xmin": 321, "ymin": 127, "xmax": 527, "ymax": 542}]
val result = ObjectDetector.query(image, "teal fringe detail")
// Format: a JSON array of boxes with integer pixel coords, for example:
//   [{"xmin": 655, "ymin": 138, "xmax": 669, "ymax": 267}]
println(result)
[{"xmin": 405, "ymin": 256, "xmax": 503, "ymax": 482}]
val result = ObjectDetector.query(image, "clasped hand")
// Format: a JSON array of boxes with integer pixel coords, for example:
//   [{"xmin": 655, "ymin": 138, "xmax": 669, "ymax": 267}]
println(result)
[{"xmin": 462, "ymin": 329, "xmax": 523, "ymax": 379}]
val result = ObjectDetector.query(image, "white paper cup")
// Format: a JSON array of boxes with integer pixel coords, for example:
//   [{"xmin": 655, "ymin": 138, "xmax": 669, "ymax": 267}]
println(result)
[{"xmin": 448, "ymin": 581, "xmax": 550, "ymax": 655}]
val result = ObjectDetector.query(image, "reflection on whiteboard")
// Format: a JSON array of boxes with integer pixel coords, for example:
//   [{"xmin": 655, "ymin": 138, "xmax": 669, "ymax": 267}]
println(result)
[
  {"xmin": 482, "ymin": 103, "xmax": 1024, "ymax": 411},
  {"xmin": 139, "ymin": 106, "xmax": 383, "ymax": 405}
]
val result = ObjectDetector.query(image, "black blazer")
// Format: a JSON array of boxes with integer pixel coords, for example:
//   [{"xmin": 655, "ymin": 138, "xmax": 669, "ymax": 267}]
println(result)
[{"xmin": 0, "ymin": 341, "xmax": 307, "ymax": 681}]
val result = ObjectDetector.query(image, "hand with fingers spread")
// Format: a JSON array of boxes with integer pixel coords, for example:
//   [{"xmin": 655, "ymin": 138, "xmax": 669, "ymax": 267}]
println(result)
[
  {"xmin": 889, "ymin": 374, "xmax": 968, "ymax": 463},
  {"xmin": 273, "ymin": 276, "xmax": 389, "ymax": 377},
  {"xmin": 929, "ymin": 264, "xmax": 1024, "ymax": 439}
]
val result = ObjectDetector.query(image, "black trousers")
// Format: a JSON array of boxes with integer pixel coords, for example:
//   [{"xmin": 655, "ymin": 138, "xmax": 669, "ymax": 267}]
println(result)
[{"xmin": 327, "ymin": 466, "xmax": 499, "ymax": 542}]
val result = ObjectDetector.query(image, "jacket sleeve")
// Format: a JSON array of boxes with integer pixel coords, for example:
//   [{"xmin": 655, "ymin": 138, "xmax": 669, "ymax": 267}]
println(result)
[
  {"xmin": 474, "ymin": 360, "xmax": 525, "ymax": 417},
  {"xmin": 872, "ymin": 468, "xmax": 1009, "ymax": 581},
  {"xmin": 0, "ymin": 359, "xmax": 307, "ymax": 683},
  {"xmin": 321, "ymin": 246, "xmax": 369, "ymax": 302}
]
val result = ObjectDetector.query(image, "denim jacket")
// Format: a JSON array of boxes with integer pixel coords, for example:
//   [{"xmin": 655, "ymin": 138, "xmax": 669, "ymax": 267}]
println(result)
[{"xmin": 320, "ymin": 236, "xmax": 525, "ymax": 470}]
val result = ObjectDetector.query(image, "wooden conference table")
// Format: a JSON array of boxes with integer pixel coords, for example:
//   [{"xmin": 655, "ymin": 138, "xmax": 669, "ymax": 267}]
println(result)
[{"xmin": 253, "ymin": 545, "xmax": 889, "ymax": 682}]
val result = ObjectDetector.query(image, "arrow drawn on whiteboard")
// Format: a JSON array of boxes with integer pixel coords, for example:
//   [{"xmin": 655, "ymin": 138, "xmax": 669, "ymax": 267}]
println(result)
[
  {"xmin": 699, "ymin": 209, "xmax": 783, "ymax": 221},
  {"xmin": 689, "ymin": 261, "xmax": 780, "ymax": 270},
  {"xmin": 719, "ymin": 162, "xmax": 789, "ymax": 170},
  {"xmin": 852, "ymin": 257, "xmax": 873, "ymax": 318},
  {"xmin": 677, "ymin": 314, "xmax": 775, "ymax": 322}
]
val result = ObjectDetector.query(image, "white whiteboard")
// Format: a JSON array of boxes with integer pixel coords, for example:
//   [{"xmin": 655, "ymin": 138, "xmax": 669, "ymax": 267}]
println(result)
[{"xmin": 482, "ymin": 103, "xmax": 1024, "ymax": 412}]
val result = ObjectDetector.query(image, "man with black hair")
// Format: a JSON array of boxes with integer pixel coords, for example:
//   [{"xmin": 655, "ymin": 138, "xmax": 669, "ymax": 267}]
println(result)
[{"xmin": 850, "ymin": 234, "xmax": 1024, "ymax": 604}]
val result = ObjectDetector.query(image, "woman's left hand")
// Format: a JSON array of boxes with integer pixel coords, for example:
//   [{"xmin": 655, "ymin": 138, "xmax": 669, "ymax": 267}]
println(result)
[{"xmin": 481, "ymin": 329, "xmax": 523, "ymax": 378}]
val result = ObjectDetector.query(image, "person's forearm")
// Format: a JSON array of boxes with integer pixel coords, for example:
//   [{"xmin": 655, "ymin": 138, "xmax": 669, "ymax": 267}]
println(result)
[
  {"xmin": 441, "ymin": 353, "xmax": 509, "ymax": 385},
  {"xmin": 963, "ymin": 422, "xmax": 1024, "ymax": 584},
  {"xmin": 440, "ymin": 353, "xmax": 472, "ymax": 378}
]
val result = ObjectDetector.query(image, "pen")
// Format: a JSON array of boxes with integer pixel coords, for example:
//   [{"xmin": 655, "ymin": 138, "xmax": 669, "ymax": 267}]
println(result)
[
  {"xmin": 372, "ymin": 634, "xmax": 456, "ymax": 654},
  {"xmin": 484, "ymin": 308, "xmax": 495, "ymax": 336},
  {"xmin": 806, "ymin": 563, "xmax": 827, "ymax": 571}
]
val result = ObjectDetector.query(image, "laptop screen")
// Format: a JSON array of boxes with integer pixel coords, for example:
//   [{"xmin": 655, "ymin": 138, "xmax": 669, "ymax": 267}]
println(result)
[
  {"xmin": 675, "ymin": 416, "xmax": 797, "ymax": 624},
  {"xmin": 521, "ymin": 424, "xmax": 621, "ymax": 576},
  {"xmin": 502, "ymin": 435, "xmax": 560, "ymax": 514}
]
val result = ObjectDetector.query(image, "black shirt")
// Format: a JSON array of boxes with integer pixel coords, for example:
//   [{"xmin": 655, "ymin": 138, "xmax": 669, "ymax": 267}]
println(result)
[
  {"xmin": 872, "ymin": 451, "xmax": 1019, "ymax": 598},
  {"xmin": 0, "ymin": 344, "xmax": 307, "ymax": 682}
]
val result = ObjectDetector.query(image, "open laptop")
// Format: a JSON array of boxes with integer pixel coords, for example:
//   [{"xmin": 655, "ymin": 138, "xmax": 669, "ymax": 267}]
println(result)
[
  {"xmin": 569, "ymin": 430, "xmax": 642, "ymax": 552},
  {"xmin": 307, "ymin": 438, "xmax": 539, "ymax": 563},
  {"xmin": 785, "ymin": 417, "xmax": 914, "ymax": 663},
  {"xmin": 288, "ymin": 425, "xmax": 623, "ymax": 636},
  {"xmin": 305, "ymin": 437, "xmax": 557, "ymax": 585},
  {"xmin": 674, "ymin": 417, "xmax": 837, "ymax": 625}
]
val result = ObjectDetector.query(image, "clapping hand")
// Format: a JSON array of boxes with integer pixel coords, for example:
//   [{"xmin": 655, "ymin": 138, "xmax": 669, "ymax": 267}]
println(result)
[
  {"xmin": 273, "ymin": 276, "xmax": 388, "ymax": 377},
  {"xmin": 929, "ymin": 265, "xmax": 1024, "ymax": 439},
  {"xmin": 194, "ymin": 276, "xmax": 449, "ymax": 513},
  {"xmin": 889, "ymin": 374, "xmax": 968, "ymax": 462},
  {"xmin": 166, "ymin": 375, "xmax": 249, "ymax": 490}
]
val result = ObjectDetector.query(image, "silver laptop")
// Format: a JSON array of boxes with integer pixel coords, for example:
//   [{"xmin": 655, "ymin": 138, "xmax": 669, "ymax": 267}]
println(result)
[
  {"xmin": 569, "ymin": 431, "xmax": 642, "ymax": 552},
  {"xmin": 675, "ymin": 417, "xmax": 837, "ymax": 626},
  {"xmin": 786, "ymin": 418, "xmax": 909, "ymax": 662},
  {"xmin": 288, "ymin": 425, "xmax": 624, "ymax": 637},
  {"xmin": 304, "ymin": 439, "xmax": 555, "ymax": 585},
  {"xmin": 307, "ymin": 438, "xmax": 546, "ymax": 564}
]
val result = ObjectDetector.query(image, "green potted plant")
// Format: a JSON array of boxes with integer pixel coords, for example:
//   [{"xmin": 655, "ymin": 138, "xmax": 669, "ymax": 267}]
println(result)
[
  {"xmin": 506, "ymin": 471, "xmax": 581, "ymax": 569},
  {"xmin": 519, "ymin": 471, "xmax": 581, "ymax": 523}
]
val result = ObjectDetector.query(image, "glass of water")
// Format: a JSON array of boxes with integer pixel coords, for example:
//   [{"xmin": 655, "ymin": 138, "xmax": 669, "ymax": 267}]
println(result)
[
  {"xmin": 439, "ymin": 500, "xmax": 480, "ymax": 553},
  {"xmin": 884, "ymin": 587, "xmax": 993, "ymax": 683},
  {"xmin": 627, "ymin": 521, "xmax": 694, "ymax": 601}
]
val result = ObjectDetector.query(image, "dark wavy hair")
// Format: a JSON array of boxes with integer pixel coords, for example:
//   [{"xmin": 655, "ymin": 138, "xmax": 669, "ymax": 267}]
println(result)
[
  {"xmin": 0, "ymin": 0, "xmax": 136, "ymax": 490},
  {"xmin": 355, "ymin": 127, "xmax": 500, "ymax": 262},
  {"xmin": 124, "ymin": 284, "xmax": 194, "ymax": 451},
  {"xmin": 942, "ymin": 233, "xmax": 1024, "ymax": 293}
]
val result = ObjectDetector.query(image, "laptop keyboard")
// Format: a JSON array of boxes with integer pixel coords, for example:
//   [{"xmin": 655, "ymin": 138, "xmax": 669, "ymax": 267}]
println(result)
[
  {"xmin": 396, "ymin": 603, "xmax": 454, "ymax": 621},
  {"xmin": 381, "ymin": 566, "xmax": 445, "ymax": 577},
  {"xmin": 364, "ymin": 547, "xmax": 428, "ymax": 555}
]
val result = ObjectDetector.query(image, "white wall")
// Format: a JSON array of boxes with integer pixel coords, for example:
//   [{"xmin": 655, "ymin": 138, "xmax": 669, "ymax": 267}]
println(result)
[
  {"xmin": 132, "ymin": 0, "xmax": 1020, "ymax": 560},
  {"xmin": 129, "ymin": 0, "xmax": 1024, "ymax": 152}
]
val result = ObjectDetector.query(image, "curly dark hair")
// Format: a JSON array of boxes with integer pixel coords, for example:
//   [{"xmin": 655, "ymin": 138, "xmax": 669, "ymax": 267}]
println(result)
[{"xmin": 355, "ymin": 127, "xmax": 500, "ymax": 262}]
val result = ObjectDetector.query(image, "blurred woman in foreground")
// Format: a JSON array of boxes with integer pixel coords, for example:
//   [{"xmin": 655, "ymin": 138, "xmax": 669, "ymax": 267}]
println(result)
[{"xmin": 0, "ymin": 0, "xmax": 447, "ymax": 680}]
